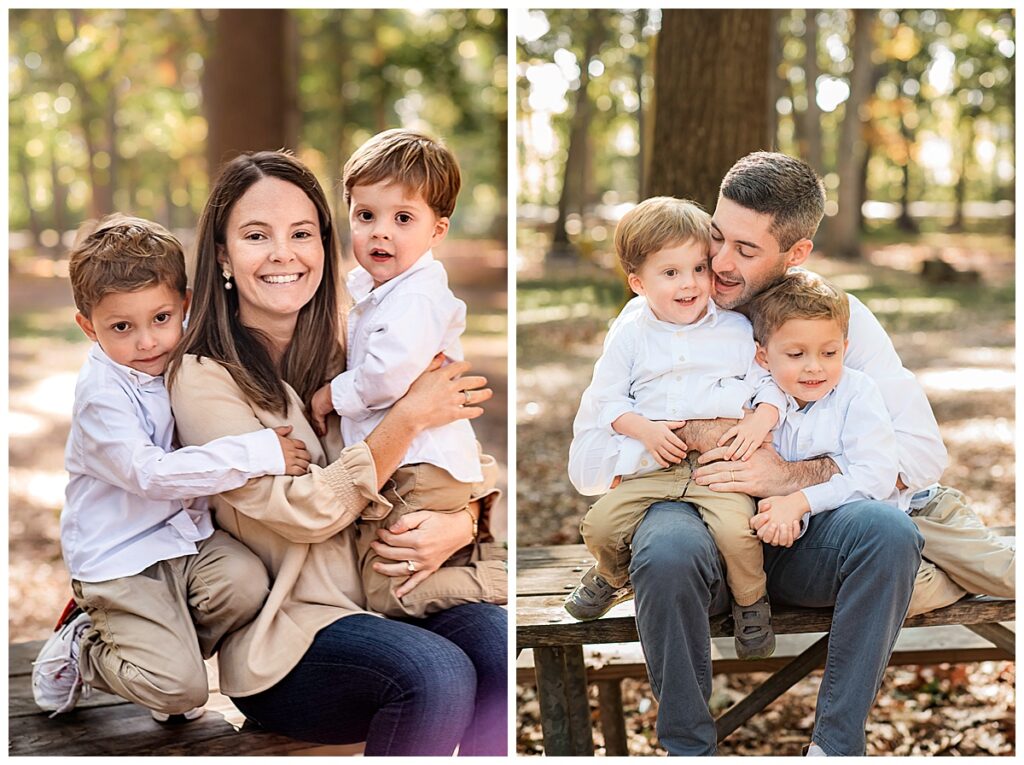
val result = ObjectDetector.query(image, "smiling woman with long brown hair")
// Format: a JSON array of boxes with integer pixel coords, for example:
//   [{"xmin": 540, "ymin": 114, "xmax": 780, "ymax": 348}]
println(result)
[{"xmin": 167, "ymin": 150, "xmax": 506, "ymax": 755}]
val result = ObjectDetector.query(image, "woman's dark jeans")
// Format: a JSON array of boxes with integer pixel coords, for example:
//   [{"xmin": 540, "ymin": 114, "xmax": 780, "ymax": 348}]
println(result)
[{"xmin": 231, "ymin": 603, "xmax": 507, "ymax": 756}]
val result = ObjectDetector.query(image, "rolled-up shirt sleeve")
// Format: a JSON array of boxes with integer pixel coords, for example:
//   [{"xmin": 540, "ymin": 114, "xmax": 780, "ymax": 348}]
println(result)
[
  {"xmin": 844, "ymin": 293, "xmax": 948, "ymax": 490},
  {"xmin": 75, "ymin": 393, "xmax": 284, "ymax": 500}
]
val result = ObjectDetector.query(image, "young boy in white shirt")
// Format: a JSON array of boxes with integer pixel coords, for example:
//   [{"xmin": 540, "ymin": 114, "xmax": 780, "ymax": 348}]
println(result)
[
  {"xmin": 32, "ymin": 216, "xmax": 311, "ymax": 720},
  {"xmin": 565, "ymin": 197, "xmax": 787, "ymax": 659},
  {"xmin": 309, "ymin": 129, "xmax": 505, "ymax": 618},
  {"xmin": 743, "ymin": 270, "xmax": 904, "ymax": 545}
]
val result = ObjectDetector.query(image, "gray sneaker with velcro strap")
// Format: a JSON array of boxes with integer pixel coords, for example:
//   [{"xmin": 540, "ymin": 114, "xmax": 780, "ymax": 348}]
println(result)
[{"xmin": 563, "ymin": 565, "xmax": 634, "ymax": 621}]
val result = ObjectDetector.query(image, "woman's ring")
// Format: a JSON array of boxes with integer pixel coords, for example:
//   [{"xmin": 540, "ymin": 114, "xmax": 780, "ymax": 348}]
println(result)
[
  {"xmin": 463, "ymin": 390, "xmax": 471, "ymax": 406},
  {"xmin": 730, "ymin": 470, "xmax": 736, "ymax": 482},
  {"xmin": 406, "ymin": 560, "xmax": 417, "ymax": 573}
]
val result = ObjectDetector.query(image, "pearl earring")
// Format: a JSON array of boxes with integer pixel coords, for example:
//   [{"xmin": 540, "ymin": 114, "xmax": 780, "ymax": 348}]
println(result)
[{"xmin": 222, "ymin": 268, "xmax": 233, "ymax": 290}]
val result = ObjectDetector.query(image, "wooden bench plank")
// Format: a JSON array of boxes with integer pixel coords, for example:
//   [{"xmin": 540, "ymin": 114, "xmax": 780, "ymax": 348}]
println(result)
[
  {"xmin": 517, "ymin": 594, "xmax": 1016, "ymax": 648},
  {"xmin": 9, "ymin": 640, "xmax": 363, "ymax": 756}
]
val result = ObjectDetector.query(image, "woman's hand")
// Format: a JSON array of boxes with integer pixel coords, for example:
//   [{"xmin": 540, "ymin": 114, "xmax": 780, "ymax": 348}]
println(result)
[
  {"xmin": 394, "ymin": 354, "xmax": 492, "ymax": 434},
  {"xmin": 370, "ymin": 506, "xmax": 476, "ymax": 597}
]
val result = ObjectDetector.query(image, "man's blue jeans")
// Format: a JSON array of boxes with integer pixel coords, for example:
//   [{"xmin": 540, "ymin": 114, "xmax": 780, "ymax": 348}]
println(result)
[
  {"xmin": 232, "ymin": 603, "xmax": 507, "ymax": 756},
  {"xmin": 631, "ymin": 500, "xmax": 922, "ymax": 755}
]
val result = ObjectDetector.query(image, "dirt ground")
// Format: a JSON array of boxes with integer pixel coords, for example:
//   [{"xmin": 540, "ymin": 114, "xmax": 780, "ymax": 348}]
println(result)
[
  {"xmin": 516, "ymin": 240, "xmax": 1015, "ymax": 756},
  {"xmin": 8, "ymin": 244, "xmax": 508, "ymax": 643}
]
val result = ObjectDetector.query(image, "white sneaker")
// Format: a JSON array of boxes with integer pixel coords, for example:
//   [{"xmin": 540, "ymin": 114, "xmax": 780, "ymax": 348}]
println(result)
[
  {"xmin": 31, "ymin": 611, "xmax": 93, "ymax": 716},
  {"xmin": 150, "ymin": 706, "xmax": 206, "ymax": 723}
]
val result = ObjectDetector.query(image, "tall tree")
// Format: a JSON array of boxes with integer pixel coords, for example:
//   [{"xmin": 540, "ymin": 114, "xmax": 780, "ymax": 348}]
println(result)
[
  {"xmin": 203, "ymin": 9, "xmax": 296, "ymax": 177},
  {"xmin": 550, "ymin": 10, "xmax": 606, "ymax": 259},
  {"xmin": 798, "ymin": 10, "xmax": 824, "ymax": 174},
  {"xmin": 830, "ymin": 10, "xmax": 878, "ymax": 259},
  {"xmin": 646, "ymin": 9, "xmax": 772, "ymax": 211}
]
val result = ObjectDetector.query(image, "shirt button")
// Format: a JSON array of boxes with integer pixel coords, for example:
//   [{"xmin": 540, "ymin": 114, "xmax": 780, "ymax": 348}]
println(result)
[
  {"xmin": 679, "ymin": 355, "xmax": 685, "ymax": 361},
  {"xmin": 675, "ymin": 375, "xmax": 682, "ymax": 381},
  {"xmin": 641, "ymin": 459, "xmax": 649, "ymax": 467}
]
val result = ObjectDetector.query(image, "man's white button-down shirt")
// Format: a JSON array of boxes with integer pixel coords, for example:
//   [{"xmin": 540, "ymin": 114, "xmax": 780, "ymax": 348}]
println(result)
[
  {"xmin": 568, "ymin": 298, "xmax": 785, "ymax": 494},
  {"xmin": 61, "ymin": 344, "xmax": 285, "ymax": 582},
  {"xmin": 773, "ymin": 367, "xmax": 902, "ymax": 515},
  {"xmin": 332, "ymin": 251, "xmax": 482, "ymax": 483}
]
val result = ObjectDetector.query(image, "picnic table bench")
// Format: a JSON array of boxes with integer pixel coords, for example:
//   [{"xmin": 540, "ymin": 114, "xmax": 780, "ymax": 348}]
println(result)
[
  {"xmin": 517, "ymin": 538, "xmax": 1016, "ymax": 756},
  {"xmin": 8, "ymin": 643, "xmax": 364, "ymax": 756}
]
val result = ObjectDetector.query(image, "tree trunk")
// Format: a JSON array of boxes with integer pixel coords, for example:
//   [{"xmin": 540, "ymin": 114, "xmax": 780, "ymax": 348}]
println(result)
[
  {"xmin": 18, "ymin": 146, "xmax": 42, "ymax": 247},
  {"xmin": 829, "ymin": 9, "xmax": 876, "ymax": 260},
  {"xmin": 490, "ymin": 8, "xmax": 509, "ymax": 240},
  {"xmin": 204, "ymin": 9, "xmax": 292, "ymax": 179},
  {"xmin": 549, "ymin": 10, "xmax": 605, "ymax": 260},
  {"xmin": 765, "ymin": 9, "xmax": 785, "ymax": 150},
  {"xmin": 949, "ymin": 115, "xmax": 975, "ymax": 232},
  {"xmin": 895, "ymin": 110, "xmax": 918, "ymax": 233},
  {"xmin": 799, "ymin": 10, "xmax": 823, "ymax": 174},
  {"xmin": 647, "ymin": 9, "xmax": 772, "ymax": 212}
]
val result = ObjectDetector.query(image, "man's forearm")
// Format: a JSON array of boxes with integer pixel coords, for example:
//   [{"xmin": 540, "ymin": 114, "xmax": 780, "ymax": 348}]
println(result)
[
  {"xmin": 778, "ymin": 455, "xmax": 840, "ymax": 496},
  {"xmin": 674, "ymin": 418, "xmax": 738, "ymax": 453}
]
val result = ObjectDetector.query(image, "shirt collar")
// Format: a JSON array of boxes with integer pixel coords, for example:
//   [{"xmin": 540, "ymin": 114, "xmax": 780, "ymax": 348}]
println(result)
[
  {"xmin": 639, "ymin": 297, "xmax": 720, "ymax": 330},
  {"xmin": 347, "ymin": 250, "xmax": 435, "ymax": 305},
  {"xmin": 89, "ymin": 343, "xmax": 164, "ymax": 389}
]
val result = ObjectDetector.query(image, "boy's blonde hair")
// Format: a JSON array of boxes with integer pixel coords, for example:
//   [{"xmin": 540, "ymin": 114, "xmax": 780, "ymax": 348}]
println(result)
[
  {"xmin": 746, "ymin": 270, "xmax": 850, "ymax": 344},
  {"xmin": 68, "ymin": 214, "xmax": 187, "ymax": 317},
  {"xmin": 614, "ymin": 197, "xmax": 711, "ymax": 275},
  {"xmin": 343, "ymin": 129, "xmax": 461, "ymax": 218}
]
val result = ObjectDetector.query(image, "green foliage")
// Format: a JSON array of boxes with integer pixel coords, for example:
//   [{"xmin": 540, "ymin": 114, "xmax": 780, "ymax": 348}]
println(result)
[
  {"xmin": 9, "ymin": 9, "xmax": 506, "ymax": 240},
  {"xmin": 517, "ymin": 9, "xmax": 1015, "ymax": 236}
]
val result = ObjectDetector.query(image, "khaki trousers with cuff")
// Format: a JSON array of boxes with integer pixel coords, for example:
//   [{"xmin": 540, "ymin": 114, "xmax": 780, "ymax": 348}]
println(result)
[
  {"xmin": 358, "ymin": 462, "xmax": 508, "ymax": 619},
  {"xmin": 580, "ymin": 454, "xmax": 765, "ymax": 606},
  {"xmin": 71, "ymin": 529, "xmax": 270, "ymax": 715},
  {"xmin": 907, "ymin": 486, "xmax": 1016, "ymax": 617}
]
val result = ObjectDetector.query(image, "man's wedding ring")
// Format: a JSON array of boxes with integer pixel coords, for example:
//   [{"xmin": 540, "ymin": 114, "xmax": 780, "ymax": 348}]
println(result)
[
  {"xmin": 463, "ymin": 390, "xmax": 471, "ymax": 406},
  {"xmin": 406, "ymin": 560, "xmax": 417, "ymax": 573}
]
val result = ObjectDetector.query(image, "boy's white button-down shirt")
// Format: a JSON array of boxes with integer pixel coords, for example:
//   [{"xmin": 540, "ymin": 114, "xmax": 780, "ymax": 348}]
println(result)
[
  {"xmin": 61, "ymin": 344, "xmax": 285, "ymax": 582},
  {"xmin": 567, "ymin": 273, "xmax": 949, "ymax": 497},
  {"xmin": 569, "ymin": 298, "xmax": 785, "ymax": 494},
  {"xmin": 773, "ymin": 367, "xmax": 902, "ymax": 516},
  {"xmin": 331, "ymin": 251, "xmax": 482, "ymax": 483}
]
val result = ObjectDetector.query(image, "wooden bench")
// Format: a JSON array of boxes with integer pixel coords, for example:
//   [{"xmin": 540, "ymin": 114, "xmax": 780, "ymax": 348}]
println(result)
[
  {"xmin": 8, "ymin": 642, "xmax": 364, "ymax": 756},
  {"xmin": 517, "ymin": 542, "xmax": 1016, "ymax": 756}
]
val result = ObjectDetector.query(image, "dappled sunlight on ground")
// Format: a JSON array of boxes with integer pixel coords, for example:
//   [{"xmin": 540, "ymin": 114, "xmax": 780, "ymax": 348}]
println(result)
[{"xmin": 919, "ymin": 367, "xmax": 1014, "ymax": 392}]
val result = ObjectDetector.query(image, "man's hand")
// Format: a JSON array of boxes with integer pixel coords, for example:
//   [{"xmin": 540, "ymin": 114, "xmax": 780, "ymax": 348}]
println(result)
[
  {"xmin": 750, "ymin": 492, "xmax": 808, "ymax": 547},
  {"xmin": 693, "ymin": 442, "xmax": 839, "ymax": 497},
  {"xmin": 613, "ymin": 413, "xmax": 687, "ymax": 468},
  {"xmin": 309, "ymin": 383, "xmax": 334, "ymax": 437}
]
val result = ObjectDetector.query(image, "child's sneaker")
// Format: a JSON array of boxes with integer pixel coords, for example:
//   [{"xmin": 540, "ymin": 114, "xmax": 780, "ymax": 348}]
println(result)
[
  {"xmin": 151, "ymin": 706, "xmax": 206, "ymax": 723},
  {"xmin": 32, "ymin": 606, "xmax": 93, "ymax": 716},
  {"xmin": 564, "ymin": 566, "xmax": 634, "ymax": 621},
  {"xmin": 732, "ymin": 595, "xmax": 776, "ymax": 659}
]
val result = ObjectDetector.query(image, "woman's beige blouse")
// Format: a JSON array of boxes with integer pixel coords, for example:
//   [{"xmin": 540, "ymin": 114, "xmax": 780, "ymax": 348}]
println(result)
[{"xmin": 169, "ymin": 354, "xmax": 392, "ymax": 696}]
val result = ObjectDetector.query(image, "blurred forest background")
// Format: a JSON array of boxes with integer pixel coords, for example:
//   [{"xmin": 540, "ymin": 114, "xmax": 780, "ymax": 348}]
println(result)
[
  {"xmin": 516, "ymin": 8, "xmax": 1014, "ymax": 756},
  {"xmin": 9, "ymin": 8, "xmax": 508, "ymax": 641}
]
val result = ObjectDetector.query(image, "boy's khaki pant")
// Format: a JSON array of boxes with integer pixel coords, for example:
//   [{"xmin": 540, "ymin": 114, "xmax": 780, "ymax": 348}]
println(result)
[
  {"xmin": 358, "ymin": 462, "xmax": 507, "ymax": 618},
  {"xmin": 71, "ymin": 530, "xmax": 269, "ymax": 715},
  {"xmin": 580, "ymin": 455, "xmax": 765, "ymax": 606},
  {"xmin": 907, "ymin": 486, "xmax": 1015, "ymax": 616}
]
